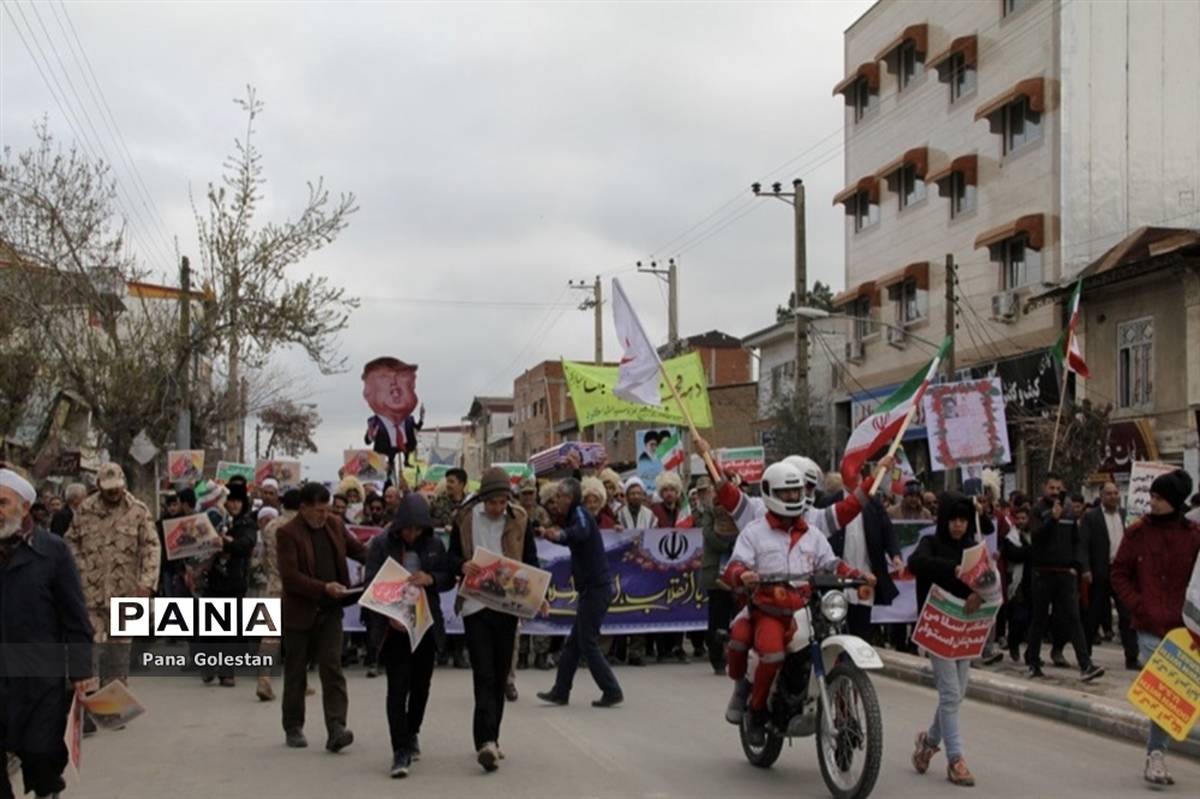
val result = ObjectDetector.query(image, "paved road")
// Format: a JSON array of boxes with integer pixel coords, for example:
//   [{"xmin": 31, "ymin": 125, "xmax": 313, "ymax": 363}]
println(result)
[{"xmin": 71, "ymin": 662, "xmax": 1199, "ymax": 799}]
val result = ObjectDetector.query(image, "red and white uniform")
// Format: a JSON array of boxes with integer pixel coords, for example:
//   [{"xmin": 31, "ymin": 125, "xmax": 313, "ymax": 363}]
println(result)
[
  {"xmin": 722, "ymin": 510, "xmax": 861, "ymax": 713},
  {"xmin": 715, "ymin": 479, "xmax": 874, "ymax": 538}
]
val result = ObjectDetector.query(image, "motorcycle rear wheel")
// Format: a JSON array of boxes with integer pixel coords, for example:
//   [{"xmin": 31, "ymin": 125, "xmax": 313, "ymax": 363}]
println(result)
[{"xmin": 815, "ymin": 663, "xmax": 882, "ymax": 799}]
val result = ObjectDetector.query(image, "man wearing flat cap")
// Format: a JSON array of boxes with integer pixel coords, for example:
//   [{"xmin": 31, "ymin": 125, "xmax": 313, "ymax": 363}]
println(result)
[
  {"xmin": 0, "ymin": 467, "xmax": 95, "ymax": 799},
  {"xmin": 362, "ymin": 357, "xmax": 424, "ymax": 469},
  {"xmin": 66, "ymin": 461, "xmax": 160, "ymax": 689}
]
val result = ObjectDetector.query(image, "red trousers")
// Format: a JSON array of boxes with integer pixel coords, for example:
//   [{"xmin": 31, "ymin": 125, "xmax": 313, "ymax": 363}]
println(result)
[{"xmin": 727, "ymin": 609, "xmax": 794, "ymax": 711}]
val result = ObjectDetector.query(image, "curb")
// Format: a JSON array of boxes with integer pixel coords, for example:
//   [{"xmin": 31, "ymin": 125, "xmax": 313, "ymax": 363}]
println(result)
[{"xmin": 878, "ymin": 650, "xmax": 1200, "ymax": 760}]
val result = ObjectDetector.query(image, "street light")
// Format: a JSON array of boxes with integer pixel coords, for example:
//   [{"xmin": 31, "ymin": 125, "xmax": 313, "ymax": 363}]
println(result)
[{"xmin": 792, "ymin": 306, "xmax": 943, "ymax": 351}]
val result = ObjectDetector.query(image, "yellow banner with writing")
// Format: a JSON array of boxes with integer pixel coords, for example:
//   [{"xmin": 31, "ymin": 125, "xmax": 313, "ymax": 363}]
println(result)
[
  {"xmin": 1127, "ymin": 627, "xmax": 1200, "ymax": 741},
  {"xmin": 563, "ymin": 352, "xmax": 713, "ymax": 428}
]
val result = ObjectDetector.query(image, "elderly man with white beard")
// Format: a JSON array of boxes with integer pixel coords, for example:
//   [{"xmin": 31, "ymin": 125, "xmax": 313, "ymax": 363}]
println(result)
[{"xmin": 0, "ymin": 468, "xmax": 94, "ymax": 799}]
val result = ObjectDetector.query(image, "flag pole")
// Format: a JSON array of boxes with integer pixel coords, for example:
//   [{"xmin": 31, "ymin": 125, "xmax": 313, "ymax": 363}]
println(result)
[
  {"xmin": 657, "ymin": 361, "xmax": 721, "ymax": 483},
  {"xmin": 866, "ymin": 402, "xmax": 919, "ymax": 497},
  {"xmin": 1047, "ymin": 359, "xmax": 1071, "ymax": 471}
]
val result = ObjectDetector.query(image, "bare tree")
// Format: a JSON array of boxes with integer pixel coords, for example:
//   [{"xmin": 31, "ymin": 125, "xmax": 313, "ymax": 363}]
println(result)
[
  {"xmin": 192, "ymin": 86, "xmax": 358, "ymax": 459},
  {"xmin": 257, "ymin": 400, "xmax": 321, "ymax": 459}
]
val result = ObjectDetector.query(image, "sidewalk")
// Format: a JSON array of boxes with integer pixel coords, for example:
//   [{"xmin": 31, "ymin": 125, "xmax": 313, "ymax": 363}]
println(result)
[{"xmin": 878, "ymin": 637, "xmax": 1200, "ymax": 759}]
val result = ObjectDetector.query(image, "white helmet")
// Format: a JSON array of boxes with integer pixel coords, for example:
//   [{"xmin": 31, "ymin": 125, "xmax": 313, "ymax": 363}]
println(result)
[
  {"xmin": 761, "ymin": 462, "xmax": 808, "ymax": 518},
  {"xmin": 784, "ymin": 455, "xmax": 824, "ymax": 491}
]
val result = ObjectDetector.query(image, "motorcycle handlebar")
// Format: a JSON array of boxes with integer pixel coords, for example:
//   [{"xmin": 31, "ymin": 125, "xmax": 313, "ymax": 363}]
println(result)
[{"xmin": 749, "ymin": 572, "xmax": 870, "ymax": 590}]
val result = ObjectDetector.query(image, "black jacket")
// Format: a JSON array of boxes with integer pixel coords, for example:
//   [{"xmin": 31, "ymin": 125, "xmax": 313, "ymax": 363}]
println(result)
[
  {"xmin": 204, "ymin": 509, "xmax": 258, "ymax": 597},
  {"xmin": 827, "ymin": 494, "xmax": 902, "ymax": 606},
  {"xmin": 49, "ymin": 507, "xmax": 73, "ymax": 537},
  {"xmin": 0, "ymin": 527, "xmax": 94, "ymax": 754},
  {"xmin": 364, "ymin": 528, "xmax": 455, "ymax": 651},
  {"xmin": 908, "ymin": 492, "xmax": 994, "ymax": 610},
  {"xmin": 1032, "ymin": 499, "xmax": 1087, "ymax": 572},
  {"xmin": 1079, "ymin": 506, "xmax": 1118, "ymax": 581}
]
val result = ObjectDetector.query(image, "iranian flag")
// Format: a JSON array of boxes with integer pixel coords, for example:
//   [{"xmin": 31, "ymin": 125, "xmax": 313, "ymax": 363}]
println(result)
[
  {"xmin": 1052, "ymin": 279, "xmax": 1089, "ymax": 378},
  {"xmin": 840, "ymin": 337, "xmax": 952, "ymax": 487},
  {"xmin": 656, "ymin": 430, "xmax": 685, "ymax": 471}
]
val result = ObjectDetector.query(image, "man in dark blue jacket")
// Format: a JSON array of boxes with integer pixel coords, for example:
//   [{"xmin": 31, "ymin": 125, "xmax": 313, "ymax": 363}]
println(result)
[
  {"xmin": 0, "ymin": 468, "xmax": 95, "ymax": 799},
  {"xmin": 536, "ymin": 478, "xmax": 623, "ymax": 708}
]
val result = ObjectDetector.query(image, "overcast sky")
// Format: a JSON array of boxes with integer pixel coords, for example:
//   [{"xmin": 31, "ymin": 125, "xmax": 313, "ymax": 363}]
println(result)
[{"xmin": 2, "ymin": 0, "xmax": 871, "ymax": 478}]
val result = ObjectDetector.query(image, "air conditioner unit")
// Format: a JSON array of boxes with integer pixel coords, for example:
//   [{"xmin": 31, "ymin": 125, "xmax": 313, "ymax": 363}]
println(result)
[
  {"xmin": 845, "ymin": 340, "xmax": 866, "ymax": 362},
  {"xmin": 991, "ymin": 291, "xmax": 1019, "ymax": 323},
  {"xmin": 886, "ymin": 325, "xmax": 907, "ymax": 348}
]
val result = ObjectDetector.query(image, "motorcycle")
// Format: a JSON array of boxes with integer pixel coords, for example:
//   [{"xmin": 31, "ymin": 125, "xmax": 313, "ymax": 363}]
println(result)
[{"xmin": 731, "ymin": 573, "xmax": 884, "ymax": 799}]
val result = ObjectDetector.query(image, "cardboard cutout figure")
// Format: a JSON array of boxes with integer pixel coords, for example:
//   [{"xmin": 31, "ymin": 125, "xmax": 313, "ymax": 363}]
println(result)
[{"xmin": 361, "ymin": 357, "xmax": 424, "ymax": 469}]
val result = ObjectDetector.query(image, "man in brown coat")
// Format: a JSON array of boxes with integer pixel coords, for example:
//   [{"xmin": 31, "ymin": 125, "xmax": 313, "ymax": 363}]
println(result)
[{"xmin": 277, "ymin": 482, "xmax": 367, "ymax": 751}]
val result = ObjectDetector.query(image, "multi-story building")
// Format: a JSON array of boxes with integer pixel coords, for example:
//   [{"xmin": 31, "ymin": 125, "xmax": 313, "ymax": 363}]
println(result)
[
  {"xmin": 461, "ymin": 396, "xmax": 514, "ymax": 477},
  {"xmin": 511, "ymin": 361, "xmax": 575, "ymax": 461},
  {"xmin": 415, "ymin": 424, "xmax": 468, "ymax": 467},
  {"xmin": 830, "ymin": 0, "xmax": 1200, "ymax": 487}
]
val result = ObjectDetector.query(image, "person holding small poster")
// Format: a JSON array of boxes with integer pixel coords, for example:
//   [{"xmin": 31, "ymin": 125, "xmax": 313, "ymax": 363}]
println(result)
[
  {"xmin": 363, "ymin": 493, "xmax": 455, "ymax": 778},
  {"xmin": 907, "ymin": 492, "xmax": 994, "ymax": 787}
]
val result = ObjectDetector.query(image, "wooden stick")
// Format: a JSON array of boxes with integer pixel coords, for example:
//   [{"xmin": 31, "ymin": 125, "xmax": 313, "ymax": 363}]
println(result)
[
  {"xmin": 1047, "ymin": 361, "xmax": 1071, "ymax": 471},
  {"xmin": 658, "ymin": 361, "xmax": 721, "ymax": 483},
  {"xmin": 867, "ymin": 401, "xmax": 920, "ymax": 498}
]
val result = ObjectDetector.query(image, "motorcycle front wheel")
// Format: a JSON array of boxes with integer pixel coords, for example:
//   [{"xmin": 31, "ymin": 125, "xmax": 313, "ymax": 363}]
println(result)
[
  {"xmin": 815, "ymin": 663, "xmax": 882, "ymax": 799},
  {"xmin": 738, "ymin": 714, "xmax": 784, "ymax": 769}
]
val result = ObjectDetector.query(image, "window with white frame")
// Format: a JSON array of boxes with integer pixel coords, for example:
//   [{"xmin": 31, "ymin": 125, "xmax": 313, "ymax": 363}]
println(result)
[
  {"xmin": 852, "ymin": 77, "xmax": 876, "ymax": 123},
  {"xmin": 851, "ymin": 191, "xmax": 879, "ymax": 232},
  {"xmin": 899, "ymin": 41, "xmax": 924, "ymax": 92},
  {"xmin": 1003, "ymin": 97, "xmax": 1042, "ymax": 155},
  {"xmin": 999, "ymin": 236, "xmax": 1042, "ymax": 289},
  {"xmin": 899, "ymin": 165, "xmax": 926, "ymax": 210},
  {"xmin": 1117, "ymin": 317, "xmax": 1153, "ymax": 409},
  {"xmin": 950, "ymin": 172, "xmax": 976, "ymax": 218},
  {"xmin": 851, "ymin": 296, "xmax": 873, "ymax": 340},
  {"xmin": 948, "ymin": 52, "xmax": 976, "ymax": 102},
  {"xmin": 891, "ymin": 279, "xmax": 923, "ymax": 325}
]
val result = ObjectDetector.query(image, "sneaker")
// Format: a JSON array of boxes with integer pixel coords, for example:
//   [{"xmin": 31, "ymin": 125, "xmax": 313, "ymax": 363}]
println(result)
[
  {"xmin": 592, "ymin": 692, "xmax": 623, "ymax": 708},
  {"xmin": 912, "ymin": 731, "xmax": 940, "ymax": 775},
  {"xmin": 255, "ymin": 676, "xmax": 275, "ymax": 702},
  {"xmin": 505, "ymin": 682, "xmax": 519, "ymax": 702},
  {"xmin": 1027, "ymin": 665, "xmax": 1045, "ymax": 679},
  {"xmin": 285, "ymin": 729, "xmax": 308, "ymax": 749},
  {"xmin": 1081, "ymin": 664, "xmax": 1105, "ymax": 683},
  {"xmin": 980, "ymin": 650, "xmax": 1003, "ymax": 666},
  {"xmin": 1144, "ymin": 751, "xmax": 1174, "ymax": 786},
  {"xmin": 408, "ymin": 734, "xmax": 421, "ymax": 761},
  {"xmin": 325, "ymin": 725, "xmax": 354, "ymax": 753},
  {"xmin": 947, "ymin": 756, "xmax": 976, "ymax": 787},
  {"xmin": 536, "ymin": 690, "xmax": 568, "ymax": 706},
  {"xmin": 725, "ymin": 679, "xmax": 750, "ymax": 725},
  {"xmin": 390, "ymin": 749, "xmax": 411, "ymax": 778},
  {"xmin": 477, "ymin": 742, "xmax": 500, "ymax": 772}
]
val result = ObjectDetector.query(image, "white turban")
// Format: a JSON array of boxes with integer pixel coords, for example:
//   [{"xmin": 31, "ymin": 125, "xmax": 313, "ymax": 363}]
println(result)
[
  {"xmin": 0, "ymin": 469, "xmax": 36, "ymax": 505},
  {"xmin": 257, "ymin": 506, "xmax": 280, "ymax": 522},
  {"xmin": 260, "ymin": 478, "xmax": 280, "ymax": 490},
  {"xmin": 623, "ymin": 476, "xmax": 646, "ymax": 493}
]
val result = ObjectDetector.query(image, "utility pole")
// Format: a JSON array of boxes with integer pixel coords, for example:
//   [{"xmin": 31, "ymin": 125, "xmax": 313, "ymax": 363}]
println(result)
[
  {"xmin": 752, "ymin": 179, "xmax": 808, "ymax": 403},
  {"xmin": 568, "ymin": 276, "xmax": 603, "ymax": 364},
  {"xmin": 944, "ymin": 253, "xmax": 958, "ymax": 491},
  {"xmin": 175, "ymin": 256, "xmax": 191, "ymax": 450},
  {"xmin": 636, "ymin": 258, "xmax": 680, "ymax": 355}
]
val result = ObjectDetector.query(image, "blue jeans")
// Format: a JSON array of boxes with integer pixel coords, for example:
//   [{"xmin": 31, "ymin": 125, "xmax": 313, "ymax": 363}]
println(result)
[
  {"xmin": 1137, "ymin": 632, "xmax": 1170, "ymax": 753},
  {"xmin": 553, "ymin": 585, "xmax": 622, "ymax": 698},
  {"xmin": 928, "ymin": 655, "xmax": 971, "ymax": 760}
]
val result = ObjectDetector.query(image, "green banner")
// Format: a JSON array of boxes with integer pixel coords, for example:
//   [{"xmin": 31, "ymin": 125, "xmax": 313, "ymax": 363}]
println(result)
[
  {"xmin": 563, "ymin": 352, "xmax": 713, "ymax": 428},
  {"xmin": 216, "ymin": 461, "xmax": 255, "ymax": 483}
]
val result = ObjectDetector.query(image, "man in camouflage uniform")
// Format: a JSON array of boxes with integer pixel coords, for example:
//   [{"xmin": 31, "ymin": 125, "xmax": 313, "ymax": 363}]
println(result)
[
  {"xmin": 65, "ymin": 462, "xmax": 160, "ymax": 687},
  {"xmin": 430, "ymin": 468, "xmax": 469, "ymax": 668}
]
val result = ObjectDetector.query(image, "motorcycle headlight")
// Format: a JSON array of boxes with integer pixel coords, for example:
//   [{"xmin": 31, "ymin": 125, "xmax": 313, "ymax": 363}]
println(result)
[{"xmin": 820, "ymin": 591, "xmax": 849, "ymax": 624}]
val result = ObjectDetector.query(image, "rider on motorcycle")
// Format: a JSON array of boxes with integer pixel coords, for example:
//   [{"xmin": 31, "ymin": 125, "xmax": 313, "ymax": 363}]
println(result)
[{"xmin": 720, "ymin": 460, "xmax": 877, "ymax": 746}]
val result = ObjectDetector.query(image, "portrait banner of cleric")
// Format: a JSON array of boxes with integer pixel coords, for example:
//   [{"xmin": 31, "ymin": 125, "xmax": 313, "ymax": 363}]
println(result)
[{"xmin": 361, "ymin": 356, "xmax": 425, "ymax": 472}]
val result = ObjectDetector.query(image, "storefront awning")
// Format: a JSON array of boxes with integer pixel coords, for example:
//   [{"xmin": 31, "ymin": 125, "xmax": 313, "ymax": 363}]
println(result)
[
  {"xmin": 974, "ymin": 77, "xmax": 1045, "ymax": 121},
  {"xmin": 974, "ymin": 213, "xmax": 1045, "ymax": 251}
]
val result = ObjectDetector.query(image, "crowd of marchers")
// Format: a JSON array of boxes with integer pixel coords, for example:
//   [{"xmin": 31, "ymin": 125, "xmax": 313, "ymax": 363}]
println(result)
[{"xmin": 1, "ymin": 446, "xmax": 1198, "ymax": 794}]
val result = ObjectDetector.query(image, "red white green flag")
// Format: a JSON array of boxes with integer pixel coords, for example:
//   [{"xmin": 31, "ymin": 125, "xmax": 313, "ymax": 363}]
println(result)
[
  {"xmin": 840, "ymin": 337, "xmax": 953, "ymax": 486},
  {"xmin": 1052, "ymin": 279, "xmax": 1089, "ymax": 378},
  {"xmin": 656, "ymin": 430, "xmax": 685, "ymax": 472}
]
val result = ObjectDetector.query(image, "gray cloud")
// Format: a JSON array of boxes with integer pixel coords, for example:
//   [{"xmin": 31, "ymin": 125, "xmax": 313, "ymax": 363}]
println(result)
[{"xmin": 2, "ymin": 0, "xmax": 870, "ymax": 478}]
